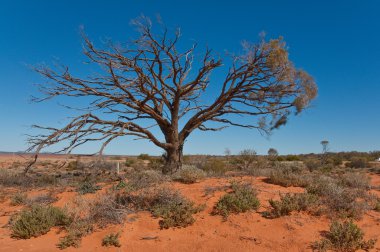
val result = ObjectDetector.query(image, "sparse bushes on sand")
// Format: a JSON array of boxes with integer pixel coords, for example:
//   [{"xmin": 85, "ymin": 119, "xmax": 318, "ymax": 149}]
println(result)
[
  {"xmin": 102, "ymin": 232, "xmax": 121, "ymax": 247},
  {"xmin": 200, "ymin": 159, "xmax": 228, "ymax": 175},
  {"xmin": 174, "ymin": 165, "xmax": 206, "ymax": 184},
  {"xmin": 212, "ymin": 182, "xmax": 260, "ymax": 219},
  {"xmin": 124, "ymin": 169, "xmax": 164, "ymax": 192},
  {"xmin": 116, "ymin": 187, "xmax": 203, "ymax": 229},
  {"xmin": 267, "ymin": 165, "xmax": 310, "ymax": 187},
  {"xmin": 312, "ymin": 220, "xmax": 376, "ymax": 252},
  {"xmin": 76, "ymin": 180, "xmax": 101, "ymax": 194},
  {"xmin": 307, "ymin": 176, "xmax": 367, "ymax": 219},
  {"xmin": 11, "ymin": 205, "xmax": 72, "ymax": 239},
  {"xmin": 267, "ymin": 193, "xmax": 318, "ymax": 218}
]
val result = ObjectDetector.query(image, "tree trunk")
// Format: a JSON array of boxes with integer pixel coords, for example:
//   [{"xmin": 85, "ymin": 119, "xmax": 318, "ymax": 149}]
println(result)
[{"xmin": 162, "ymin": 143, "xmax": 183, "ymax": 174}]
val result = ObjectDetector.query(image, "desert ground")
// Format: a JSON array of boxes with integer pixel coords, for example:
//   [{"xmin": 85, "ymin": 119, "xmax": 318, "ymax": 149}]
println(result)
[{"xmin": 0, "ymin": 153, "xmax": 379, "ymax": 252}]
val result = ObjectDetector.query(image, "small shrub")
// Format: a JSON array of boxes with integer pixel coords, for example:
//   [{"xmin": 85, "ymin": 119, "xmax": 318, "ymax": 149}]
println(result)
[
  {"xmin": 117, "ymin": 187, "xmax": 202, "ymax": 229},
  {"xmin": 339, "ymin": 172, "xmax": 371, "ymax": 190},
  {"xmin": 346, "ymin": 157, "xmax": 368, "ymax": 169},
  {"xmin": 125, "ymin": 170, "xmax": 163, "ymax": 191},
  {"xmin": 57, "ymin": 220, "xmax": 93, "ymax": 249},
  {"xmin": 102, "ymin": 232, "xmax": 121, "ymax": 247},
  {"xmin": 174, "ymin": 165, "xmax": 206, "ymax": 184},
  {"xmin": 307, "ymin": 177, "xmax": 367, "ymax": 219},
  {"xmin": 11, "ymin": 205, "xmax": 71, "ymax": 239},
  {"xmin": 304, "ymin": 159, "xmax": 321, "ymax": 171},
  {"xmin": 267, "ymin": 193, "xmax": 318, "ymax": 218},
  {"xmin": 267, "ymin": 166, "xmax": 310, "ymax": 187},
  {"xmin": 201, "ymin": 159, "xmax": 228, "ymax": 175},
  {"xmin": 88, "ymin": 194, "xmax": 129, "ymax": 228},
  {"xmin": 213, "ymin": 182, "xmax": 260, "ymax": 219},
  {"xmin": 77, "ymin": 180, "xmax": 101, "ymax": 195},
  {"xmin": 11, "ymin": 192, "xmax": 28, "ymax": 206},
  {"xmin": 113, "ymin": 180, "xmax": 127, "ymax": 190},
  {"xmin": 312, "ymin": 220, "xmax": 376, "ymax": 252}
]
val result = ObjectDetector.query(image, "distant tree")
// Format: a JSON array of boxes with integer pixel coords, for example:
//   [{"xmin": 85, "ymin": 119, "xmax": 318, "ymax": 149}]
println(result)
[
  {"xmin": 237, "ymin": 149, "xmax": 257, "ymax": 170},
  {"xmin": 224, "ymin": 148, "xmax": 231, "ymax": 157},
  {"xmin": 267, "ymin": 148, "xmax": 279, "ymax": 158},
  {"xmin": 26, "ymin": 16, "xmax": 317, "ymax": 174}
]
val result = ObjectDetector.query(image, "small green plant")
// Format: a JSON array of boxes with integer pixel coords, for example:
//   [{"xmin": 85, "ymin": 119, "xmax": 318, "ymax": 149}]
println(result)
[
  {"xmin": 11, "ymin": 205, "xmax": 72, "ymax": 239},
  {"xmin": 11, "ymin": 192, "xmax": 28, "ymax": 206},
  {"xmin": 212, "ymin": 182, "xmax": 260, "ymax": 219},
  {"xmin": 102, "ymin": 232, "xmax": 121, "ymax": 247},
  {"xmin": 267, "ymin": 193, "xmax": 318, "ymax": 218},
  {"xmin": 312, "ymin": 220, "xmax": 376, "ymax": 252},
  {"xmin": 113, "ymin": 180, "xmax": 127, "ymax": 190},
  {"xmin": 175, "ymin": 165, "xmax": 206, "ymax": 184},
  {"xmin": 77, "ymin": 180, "xmax": 101, "ymax": 194}
]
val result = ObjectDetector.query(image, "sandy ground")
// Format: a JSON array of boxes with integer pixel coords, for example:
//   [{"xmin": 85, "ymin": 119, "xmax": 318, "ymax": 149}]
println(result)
[{"xmin": 0, "ymin": 156, "xmax": 379, "ymax": 252}]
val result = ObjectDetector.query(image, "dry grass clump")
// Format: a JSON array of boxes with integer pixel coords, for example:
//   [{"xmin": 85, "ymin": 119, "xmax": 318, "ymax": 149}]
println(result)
[
  {"xmin": 10, "ymin": 192, "xmax": 28, "ymax": 206},
  {"xmin": 266, "ymin": 164, "xmax": 311, "ymax": 187},
  {"xmin": 312, "ymin": 220, "xmax": 376, "ymax": 252},
  {"xmin": 266, "ymin": 193, "xmax": 319, "ymax": 218},
  {"xmin": 10, "ymin": 205, "xmax": 72, "ymax": 239},
  {"xmin": 116, "ymin": 187, "xmax": 203, "ymax": 229},
  {"xmin": 200, "ymin": 159, "xmax": 228, "ymax": 176},
  {"xmin": 102, "ymin": 232, "xmax": 121, "ymax": 247},
  {"xmin": 174, "ymin": 165, "xmax": 206, "ymax": 184},
  {"xmin": 0, "ymin": 169, "xmax": 58, "ymax": 188},
  {"xmin": 307, "ymin": 176, "xmax": 368, "ymax": 219},
  {"xmin": 76, "ymin": 180, "xmax": 101, "ymax": 194},
  {"xmin": 124, "ymin": 169, "xmax": 165, "ymax": 192},
  {"xmin": 338, "ymin": 172, "xmax": 371, "ymax": 190},
  {"xmin": 212, "ymin": 182, "xmax": 260, "ymax": 219}
]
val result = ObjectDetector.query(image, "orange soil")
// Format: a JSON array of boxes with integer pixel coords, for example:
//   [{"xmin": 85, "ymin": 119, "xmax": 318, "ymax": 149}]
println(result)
[{"xmin": 0, "ymin": 166, "xmax": 379, "ymax": 251}]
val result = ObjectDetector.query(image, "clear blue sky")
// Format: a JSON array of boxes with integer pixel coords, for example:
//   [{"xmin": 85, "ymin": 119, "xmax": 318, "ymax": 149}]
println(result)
[{"xmin": 1, "ymin": 0, "xmax": 379, "ymax": 155}]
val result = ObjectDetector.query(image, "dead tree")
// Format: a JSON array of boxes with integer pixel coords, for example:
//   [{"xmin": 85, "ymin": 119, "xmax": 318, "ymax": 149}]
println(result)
[{"xmin": 26, "ymin": 17, "xmax": 317, "ymax": 174}]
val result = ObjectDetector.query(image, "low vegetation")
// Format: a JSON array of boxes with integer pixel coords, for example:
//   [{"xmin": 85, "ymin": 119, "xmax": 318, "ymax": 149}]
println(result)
[
  {"xmin": 174, "ymin": 165, "xmax": 206, "ymax": 184},
  {"xmin": 212, "ymin": 182, "xmax": 260, "ymax": 219},
  {"xmin": 312, "ymin": 220, "xmax": 376, "ymax": 252},
  {"xmin": 266, "ymin": 193, "xmax": 318, "ymax": 218},
  {"xmin": 76, "ymin": 180, "xmax": 101, "ymax": 194},
  {"xmin": 102, "ymin": 232, "xmax": 121, "ymax": 247},
  {"xmin": 10, "ymin": 205, "xmax": 72, "ymax": 239},
  {"xmin": 116, "ymin": 187, "xmax": 203, "ymax": 229}
]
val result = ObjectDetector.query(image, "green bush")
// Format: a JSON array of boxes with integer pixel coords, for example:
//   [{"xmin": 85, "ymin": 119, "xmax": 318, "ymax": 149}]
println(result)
[
  {"xmin": 267, "ymin": 193, "xmax": 318, "ymax": 218},
  {"xmin": 102, "ymin": 232, "xmax": 121, "ymax": 247},
  {"xmin": 174, "ymin": 165, "xmax": 206, "ymax": 184},
  {"xmin": 77, "ymin": 180, "xmax": 101, "ymax": 195},
  {"xmin": 11, "ymin": 205, "xmax": 72, "ymax": 239},
  {"xmin": 113, "ymin": 180, "xmax": 127, "ymax": 190},
  {"xmin": 213, "ymin": 182, "xmax": 260, "ymax": 219},
  {"xmin": 312, "ymin": 220, "xmax": 376, "ymax": 252},
  {"xmin": 57, "ymin": 220, "xmax": 93, "ymax": 249}
]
